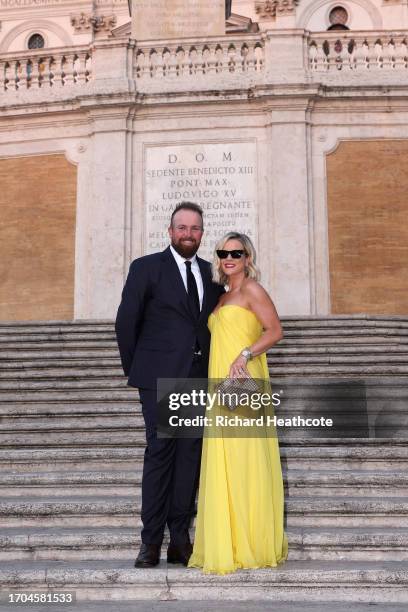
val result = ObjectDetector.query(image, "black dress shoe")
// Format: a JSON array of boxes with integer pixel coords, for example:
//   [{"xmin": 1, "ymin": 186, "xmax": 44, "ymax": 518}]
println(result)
[
  {"xmin": 134, "ymin": 543, "xmax": 161, "ymax": 568},
  {"xmin": 167, "ymin": 541, "xmax": 193, "ymax": 566}
]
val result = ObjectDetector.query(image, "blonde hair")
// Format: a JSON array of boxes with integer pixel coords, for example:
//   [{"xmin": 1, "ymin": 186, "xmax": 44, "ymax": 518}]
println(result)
[{"xmin": 212, "ymin": 232, "xmax": 260, "ymax": 285}]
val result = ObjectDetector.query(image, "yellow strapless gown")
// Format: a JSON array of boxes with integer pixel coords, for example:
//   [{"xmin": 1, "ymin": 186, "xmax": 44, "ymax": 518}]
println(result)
[{"xmin": 188, "ymin": 305, "xmax": 288, "ymax": 574}]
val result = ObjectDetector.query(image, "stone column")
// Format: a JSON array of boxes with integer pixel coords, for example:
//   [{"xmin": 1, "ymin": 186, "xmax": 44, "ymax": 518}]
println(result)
[
  {"xmin": 90, "ymin": 39, "xmax": 135, "ymax": 95},
  {"xmin": 74, "ymin": 109, "xmax": 134, "ymax": 319},
  {"xmin": 263, "ymin": 29, "xmax": 307, "ymax": 84},
  {"xmin": 269, "ymin": 105, "xmax": 313, "ymax": 315}
]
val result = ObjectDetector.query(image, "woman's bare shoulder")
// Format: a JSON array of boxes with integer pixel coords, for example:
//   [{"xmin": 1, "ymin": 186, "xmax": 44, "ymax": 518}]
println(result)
[{"xmin": 242, "ymin": 279, "xmax": 268, "ymax": 299}]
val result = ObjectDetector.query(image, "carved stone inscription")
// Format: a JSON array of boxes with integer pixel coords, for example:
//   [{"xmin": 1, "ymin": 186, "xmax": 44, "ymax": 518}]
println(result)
[
  {"xmin": 144, "ymin": 142, "xmax": 257, "ymax": 262},
  {"xmin": 132, "ymin": 0, "xmax": 225, "ymax": 40}
]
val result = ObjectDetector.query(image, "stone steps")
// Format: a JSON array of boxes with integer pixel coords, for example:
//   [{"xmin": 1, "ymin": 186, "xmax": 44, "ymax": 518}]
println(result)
[
  {"xmin": 0, "ymin": 559, "xmax": 407, "ymax": 603},
  {"xmin": 1, "ymin": 526, "xmax": 408, "ymax": 562},
  {"xmin": 2, "ymin": 344, "xmax": 408, "ymax": 365},
  {"xmin": 0, "ymin": 432, "xmax": 404, "ymax": 448},
  {"xmin": 1, "ymin": 424, "xmax": 406, "ymax": 446},
  {"xmin": 0, "ymin": 390, "xmax": 136, "ymax": 403},
  {"xmin": 1, "ymin": 319, "xmax": 407, "ymax": 603},
  {"xmin": 7, "ymin": 333, "xmax": 406, "ymax": 349},
  {"xmin": 0, "ymin": 318, "xmax": 406, "ymax": 330},
  {"xmin": 1, "ymin": 328, "xmax": 407, "ymax": 341},
  {"xmin": 0, "ymin": 318, "xmax": 405, "ymax": 329},
  {"xmin": 1, "ymin": 413, "xmax": 397, "ymax": 432},
  {"xmin": 0, "ymin": 416, "xmax": 141, "ymax": 430},
  {"xmin": 0, "ymin": 430, "xmax": 143, "ymax": 446},
  {"xmin": 1, "ymin": 320, "xmax": 408, "ymax": 343},
  {"xmin": 3, "ymin": 364, "xmax": 408, "ymax": 384},
  {"xmin": 0, "ymin": 418, "xmax": 405, "ymax": 444},
  {"xmin": 0, "ymin": 393, "xmax": 405, "ymax": 412},
  {"xmin": 3, "ymin": 352, "xmax": 408, "ymax": 378},
  {"xmin": 3, "ymin": 337, "xmax": 408, "ymax": 351},
  {"xmin": 4, "ymin": 345, "xmax": 408, "ymax": 362},
  {"xmin": 1, "ymin": 468, "xmax": 406, "ymax": 498},
  {"xmin": 0, "ymin": 402, "xmax": 140, "ymax": 415},
  {"xmin": 1, "ymin": 495, "xmax": 407, "ymax": 528},
  {"xmin": 5, "ymin": 602, "xmax": 405, "ymax": 612},
  {"xmin": 1, "ymin": 317, "xmax": 408, "ymax": 330},
  {"xmin": 0, "ymin": 442, "xmax": 406, "ymax": 471}
]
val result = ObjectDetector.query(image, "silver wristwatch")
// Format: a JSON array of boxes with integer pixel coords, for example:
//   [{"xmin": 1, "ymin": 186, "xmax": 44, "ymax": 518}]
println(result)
[{"xmin": 241, "ymin": 347, "xmax": 252, "ymax": 361}]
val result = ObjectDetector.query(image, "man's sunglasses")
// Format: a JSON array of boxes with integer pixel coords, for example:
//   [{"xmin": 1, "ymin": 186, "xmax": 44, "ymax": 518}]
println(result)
[{"xmin": 216, "ymin": 249, "xmax": 247, "ymax": 259}]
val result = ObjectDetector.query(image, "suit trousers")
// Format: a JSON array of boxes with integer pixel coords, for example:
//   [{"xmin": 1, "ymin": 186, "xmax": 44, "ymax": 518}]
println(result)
[{"xmin": 138, "ymin": 358, "xmax": 207, "ymax": 547}]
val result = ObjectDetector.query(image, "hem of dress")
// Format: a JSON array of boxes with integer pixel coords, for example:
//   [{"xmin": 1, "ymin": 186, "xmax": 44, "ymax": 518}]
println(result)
[{"xmin": 188, "ymin": 555, "xmax": 287, "ymax": 576}]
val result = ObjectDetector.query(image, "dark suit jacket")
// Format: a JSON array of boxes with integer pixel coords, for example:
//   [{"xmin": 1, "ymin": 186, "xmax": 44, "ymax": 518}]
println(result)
[{"xmin": 115, "ymin": 246, "xmax": 224, "ymax": 389}]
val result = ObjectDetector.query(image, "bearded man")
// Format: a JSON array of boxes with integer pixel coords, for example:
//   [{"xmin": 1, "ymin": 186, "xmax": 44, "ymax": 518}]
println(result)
[{"xmin": 115, "ymin": 201, "xmax": 224, "ymax": 568}]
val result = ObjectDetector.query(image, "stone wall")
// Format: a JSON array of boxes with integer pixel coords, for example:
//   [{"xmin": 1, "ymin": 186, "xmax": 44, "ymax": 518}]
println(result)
[{"xmin": 2, "ymin": 27, "xmax": 408, "ymax": 318}]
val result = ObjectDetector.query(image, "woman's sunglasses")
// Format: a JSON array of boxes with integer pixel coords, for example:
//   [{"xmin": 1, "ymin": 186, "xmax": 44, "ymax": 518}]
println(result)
[{"xmin": 216, "ymin": 249, "xmax": 247, "ymax": 259}]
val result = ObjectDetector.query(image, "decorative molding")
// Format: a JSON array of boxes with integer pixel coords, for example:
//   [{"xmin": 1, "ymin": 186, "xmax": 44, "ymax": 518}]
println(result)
[
  {"xmin": 71, "ymin": 13, "xmax": 117, "ymax": 35},
  {"xmin": 254, "ymin": 0, "xmax": 298, "ymax": 19},
  {"xmin": 276, "ymin": 0, "xmax": 299, "ymax": 15},
  {"xmin": 70, "ymin": 13, "xmax": 93, "ymax": 34},
  {"xmin": 91, "ymin": 15, "xmax": 117, "ymax": 34},
  {"xmin": 255, "ymin": 0, "xmax": 275, "ymax": 19}
]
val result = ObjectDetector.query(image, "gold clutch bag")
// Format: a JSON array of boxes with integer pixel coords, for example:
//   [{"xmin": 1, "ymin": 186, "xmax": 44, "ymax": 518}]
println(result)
[{"xmin": 215, "ymin": 376, "xmax": 261, "ymax": 411}]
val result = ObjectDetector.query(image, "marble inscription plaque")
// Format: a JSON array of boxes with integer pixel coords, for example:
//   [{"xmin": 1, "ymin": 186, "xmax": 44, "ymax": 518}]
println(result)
[
  {"xmin": 144, "ymin": 142, "xmax": 258, "ymax": 262},
  {"xmin": 132, "ymin": 0, "xmax": 225, "ymax": 40}
]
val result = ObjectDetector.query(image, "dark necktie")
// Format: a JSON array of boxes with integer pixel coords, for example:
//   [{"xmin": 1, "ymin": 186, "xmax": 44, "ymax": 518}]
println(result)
[{"xmin": 185, "ymin": 260, "xmax": 200, "ymax": 320}]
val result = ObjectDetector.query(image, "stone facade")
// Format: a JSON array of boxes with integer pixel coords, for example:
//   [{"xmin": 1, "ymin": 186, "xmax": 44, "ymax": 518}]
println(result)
[
  {"xmin": 0, "ymin": 0, "xmax": 129, "ymax": 52},
  {"xmin": 1, "ymin": 0, "xmax": 408, "ymax": 320}
]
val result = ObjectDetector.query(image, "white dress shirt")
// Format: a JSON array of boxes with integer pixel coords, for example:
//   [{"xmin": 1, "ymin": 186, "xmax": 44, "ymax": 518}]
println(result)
[{"xmin": 170, "ymin": 245, "xmax": 204, "ymax": 310}]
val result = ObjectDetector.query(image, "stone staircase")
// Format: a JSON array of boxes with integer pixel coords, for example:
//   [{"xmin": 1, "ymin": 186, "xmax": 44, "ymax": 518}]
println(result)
[{"xmin": 0, "ymin": 316, "xmax": 408, "ymax": 605}]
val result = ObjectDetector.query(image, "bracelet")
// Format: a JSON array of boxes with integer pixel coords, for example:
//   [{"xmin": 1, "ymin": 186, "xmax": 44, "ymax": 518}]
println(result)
[{"xmin": 241, "ymin": 347, "xmax": 252, "ymax": 361}]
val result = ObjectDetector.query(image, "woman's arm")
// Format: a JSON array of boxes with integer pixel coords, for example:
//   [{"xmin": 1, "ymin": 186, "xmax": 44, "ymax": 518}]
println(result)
[
  {"xmin": 229, "ymin": 281, "xmax": 283, "ymax": 378},
  {"xmin": 245, "ymin": 281, "xmax": 283, "ymax": 356}
]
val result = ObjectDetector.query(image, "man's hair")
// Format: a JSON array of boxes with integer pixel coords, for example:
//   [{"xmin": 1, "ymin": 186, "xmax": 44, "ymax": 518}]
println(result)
[{"xmin": 170, "ymin": 202, "xmax": 204, "ymax": 228}]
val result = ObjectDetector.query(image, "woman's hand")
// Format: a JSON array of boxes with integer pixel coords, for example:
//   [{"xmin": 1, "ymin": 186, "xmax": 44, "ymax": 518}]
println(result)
[{"xmin": 229, "ymin": 354, "xmax": 250, "ymax": 379}]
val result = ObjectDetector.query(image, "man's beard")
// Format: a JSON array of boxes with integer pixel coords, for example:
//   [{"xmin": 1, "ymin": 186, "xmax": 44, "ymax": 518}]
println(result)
[{"xmin": 171, "ymin": 238, "xmax": 200, "ymax": 259}]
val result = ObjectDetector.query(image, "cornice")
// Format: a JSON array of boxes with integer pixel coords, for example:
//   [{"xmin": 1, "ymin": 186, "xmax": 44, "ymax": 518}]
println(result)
[{"xmin": 3, "ymin": 80, "xmax": 408, "ymax": 121}]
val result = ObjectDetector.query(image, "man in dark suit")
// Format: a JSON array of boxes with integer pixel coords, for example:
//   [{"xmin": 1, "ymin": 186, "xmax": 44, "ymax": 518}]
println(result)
[{"xmin": 115, "ymin": 202, "xmax": 223, "ymax": 568}]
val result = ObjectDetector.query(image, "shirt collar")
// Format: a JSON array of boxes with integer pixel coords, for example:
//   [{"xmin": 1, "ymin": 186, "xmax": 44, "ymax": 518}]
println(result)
[{"xmin": 170, "ymin": 244, "xmax": 198, "ymax": 266}]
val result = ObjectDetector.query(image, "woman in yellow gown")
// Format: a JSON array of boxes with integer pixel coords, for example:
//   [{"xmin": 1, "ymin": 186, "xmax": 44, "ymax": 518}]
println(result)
[{"xmin": 188, "ymin": 232, "xmax": 288, "ymax": 575}]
